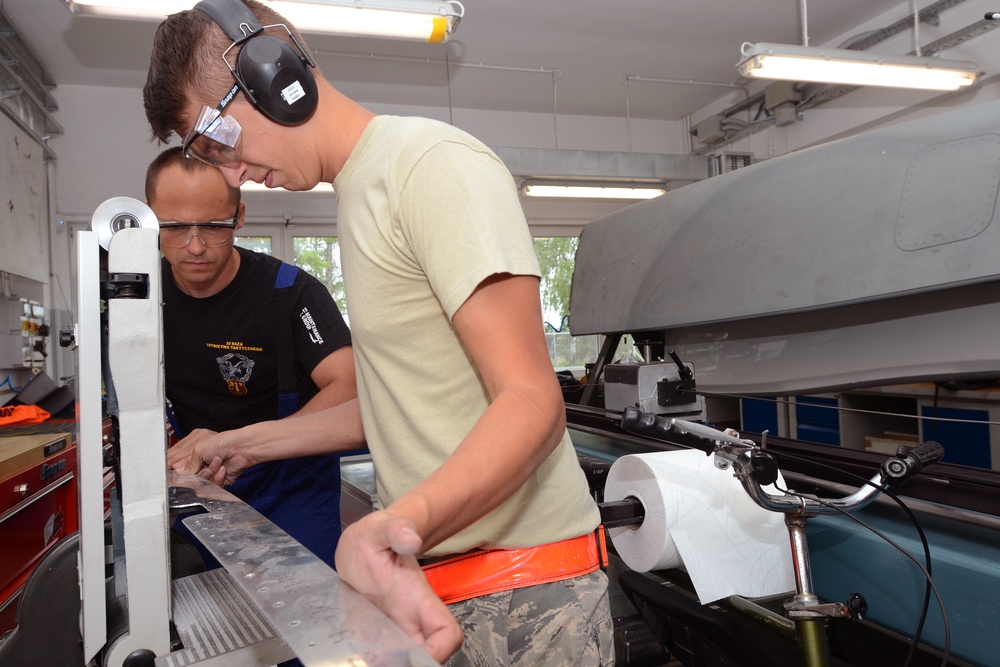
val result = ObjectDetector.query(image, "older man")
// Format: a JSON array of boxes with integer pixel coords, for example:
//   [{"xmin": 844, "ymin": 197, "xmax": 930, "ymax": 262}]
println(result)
[{"xmin": 147, "ymin": 146, "xmax": 356, "ymax": 569}]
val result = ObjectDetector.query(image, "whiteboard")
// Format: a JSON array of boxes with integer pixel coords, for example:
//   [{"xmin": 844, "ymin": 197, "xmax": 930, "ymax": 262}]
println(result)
[{"xmin": 0, "ymin": 113, "xmax": 47, "ymax": 285}]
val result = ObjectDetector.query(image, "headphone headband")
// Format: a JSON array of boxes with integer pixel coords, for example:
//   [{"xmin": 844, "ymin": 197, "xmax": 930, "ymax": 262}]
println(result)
[{"xmin": 194, "ymin": 0, "xmax": 262, "ymax": 44}]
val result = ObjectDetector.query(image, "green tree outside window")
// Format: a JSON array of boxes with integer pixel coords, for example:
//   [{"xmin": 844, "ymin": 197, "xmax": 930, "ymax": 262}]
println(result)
[
  {"xmin": 535, "ymin": 236, "xmax": 603, "ymax": 369},
  {"xmin": 293, "ymin": 236, "xmax": 346, "ymax": 309}
]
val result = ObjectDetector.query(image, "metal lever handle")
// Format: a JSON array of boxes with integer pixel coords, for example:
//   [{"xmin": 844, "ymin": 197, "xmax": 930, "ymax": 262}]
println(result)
[{"xmin": 667, "ymin": 350, "xmax": 693, "ymax": 380}]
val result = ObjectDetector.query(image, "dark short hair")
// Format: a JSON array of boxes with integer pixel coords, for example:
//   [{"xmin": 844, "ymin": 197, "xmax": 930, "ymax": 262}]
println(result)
[
  {"xmin": 143, "ymin": 0, "xmax": 313, "ymax": 143},
  {"xmin": 145, "ymin": 146, "xmax": 241, "ymax": 210}
]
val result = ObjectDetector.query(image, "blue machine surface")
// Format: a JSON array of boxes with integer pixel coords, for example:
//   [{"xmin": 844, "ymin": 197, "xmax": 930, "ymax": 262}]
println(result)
[
  {"xmin": 811, "ymin": 507, "xmax": 1000, "ymax": 666},
  {"xmin": 571, "ymin": 424, "xmax": 1000, "ymax": 666}
]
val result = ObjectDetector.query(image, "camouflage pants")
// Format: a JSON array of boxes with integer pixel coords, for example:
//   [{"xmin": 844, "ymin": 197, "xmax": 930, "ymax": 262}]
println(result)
[{"xmin": 444, "ymin": 569, "xmax": 614, "ymax": 667}]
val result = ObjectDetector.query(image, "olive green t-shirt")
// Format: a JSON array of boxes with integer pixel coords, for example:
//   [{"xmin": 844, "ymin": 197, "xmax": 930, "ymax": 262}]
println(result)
[{"xmin": 334, "ymin": 115, "xmax": 600, "ymax": 556}]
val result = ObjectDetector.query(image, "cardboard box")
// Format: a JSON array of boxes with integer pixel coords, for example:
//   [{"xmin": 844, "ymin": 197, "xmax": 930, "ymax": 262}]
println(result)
[{"xmin": 864, "ymin": 432, "xmax": 918, "ymax": 455}]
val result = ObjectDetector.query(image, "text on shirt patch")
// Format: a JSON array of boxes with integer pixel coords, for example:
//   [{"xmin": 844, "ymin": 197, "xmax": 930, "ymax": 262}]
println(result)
[
  {"xmin": 300, "ymin": 307, "xmax": 324, "ymax": 345},
  {"xmin": 206, "ymin": 340, "xmax": 264, "ymax": 352}
]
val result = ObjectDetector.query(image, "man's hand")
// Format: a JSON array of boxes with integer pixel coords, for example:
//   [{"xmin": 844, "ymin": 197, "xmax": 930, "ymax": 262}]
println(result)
[
  {"xmin": 165, "ymin": 400, "xmax": 366, "ymax": 489},
  {"xmin": 336, "ymin": 511, "xmax": 462, "ymax": 664},
  {"xmin": 167, "ymin": 428, "xmax": 254, "ymax": 487}
]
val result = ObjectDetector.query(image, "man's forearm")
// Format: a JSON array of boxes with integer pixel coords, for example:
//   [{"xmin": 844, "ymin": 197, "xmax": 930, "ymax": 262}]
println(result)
[
  {"xmin": 298, "ymin": 345, "xmax": 357, "ymax": 416},
  {"xmin": 296, "ymin": 378, "xmax": 358, "ymax": 416},
  {"xmin": 232, "ymin": 397, "xmax": 366, "ymax": 464},
  {"xmin": 170, "ymin": 395, "xmax": 365, "ymax": 481}
]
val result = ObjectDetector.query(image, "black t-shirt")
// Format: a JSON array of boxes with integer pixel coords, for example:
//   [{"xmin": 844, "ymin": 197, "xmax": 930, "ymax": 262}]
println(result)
[
  {"xmin": 162, "ymin": 247, "xmax": 352, "ymax": 566},
  {"xmin": 162, "ymin": 247, "xmax": 351, "ymax": 434}
]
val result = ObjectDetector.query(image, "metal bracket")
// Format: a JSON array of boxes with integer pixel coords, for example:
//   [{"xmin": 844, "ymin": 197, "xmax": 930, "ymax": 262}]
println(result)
[{"xmin": 784, "ymin": 600, "xmax": 850, "ymax": 619}]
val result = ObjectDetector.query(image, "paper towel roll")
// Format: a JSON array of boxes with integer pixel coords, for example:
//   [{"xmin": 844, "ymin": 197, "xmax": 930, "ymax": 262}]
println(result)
[{"xmin": 606, "ymin": 449, "xmax": 795, "ymax": 604}]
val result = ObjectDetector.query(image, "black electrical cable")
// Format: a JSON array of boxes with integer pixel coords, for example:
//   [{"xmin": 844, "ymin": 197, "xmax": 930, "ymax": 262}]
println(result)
[
  {"xmin": 752, "ymin": 98, "xmax": 770, "ymax": 122},
  {"xmin": 893, "ymin": 494, "xmax": 934, "ymax": 667},
  {"xmin": 544, "ymin": 314, "xmax": 571, "ymax": 333},
  {"xmin": 778, "ymin": 483, "xmax": 949, "ymax": 667},
  {"xmin": 766, "ymin": 448, "xmax": 947, "ymax": 667},
  {"xmin": 768, "ymin": 447, "xmax": 936, "ymax": 662}
]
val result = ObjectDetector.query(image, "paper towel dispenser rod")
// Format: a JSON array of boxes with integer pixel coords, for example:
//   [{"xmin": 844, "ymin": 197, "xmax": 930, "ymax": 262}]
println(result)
[
  {"xmin": 619, "ymin": 406, "xmax": 751, "ymax": 455},
  {"xmin": 599, "ymin": 497, "xmax": 644, "ymax": 529}
]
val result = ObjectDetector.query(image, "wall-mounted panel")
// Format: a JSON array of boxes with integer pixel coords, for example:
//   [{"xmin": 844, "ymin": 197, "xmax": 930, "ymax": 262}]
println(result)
[{"xmin": 0, "ymin": 113, "xmax": 47, "ymax": 285}]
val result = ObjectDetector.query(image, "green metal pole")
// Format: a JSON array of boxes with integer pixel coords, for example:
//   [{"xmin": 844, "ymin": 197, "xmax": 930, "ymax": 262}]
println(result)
[{"xmin": 796, "ymin": 618, "xmax": 830, "ymax": 667}]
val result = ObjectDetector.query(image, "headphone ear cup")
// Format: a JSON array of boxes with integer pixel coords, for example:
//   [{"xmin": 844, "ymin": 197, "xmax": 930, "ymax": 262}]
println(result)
[{"xmin": 235, "ymin": 35, "xmax": 318, "ymax": 125}]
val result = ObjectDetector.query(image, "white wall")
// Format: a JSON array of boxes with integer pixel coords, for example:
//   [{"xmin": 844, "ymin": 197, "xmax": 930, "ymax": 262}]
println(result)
[
  {"xmin": 49, "ymin": 86, "xmax": 688, "ymax": 230},
  {"xmin": 36, "ymin": 0, "xmax": 1000, "ymax": 228},
  {"xmin": 52, "ymin": 86, "xmax": 163, "ymax": 223}
]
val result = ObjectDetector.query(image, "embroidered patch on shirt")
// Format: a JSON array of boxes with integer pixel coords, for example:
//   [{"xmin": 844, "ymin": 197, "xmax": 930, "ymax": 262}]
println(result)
[{"xmin": 217, "ymin": 352, "xmax": 255, "ymax": 396}]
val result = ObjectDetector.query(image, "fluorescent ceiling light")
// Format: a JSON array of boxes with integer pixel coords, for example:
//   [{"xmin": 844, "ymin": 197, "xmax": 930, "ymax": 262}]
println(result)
[
  {"xmin": 521, "ymin": 181, "xmax": 667, "ymax": 200},
  {"xmin": 736, "ymin": 42, "xmax": 979, "ymax": 91},
  {"xmin": 62, "ymin": 0, "xmax": 464, "ymax": 43},
  {"xmin": 243, "ymin": 178, "xmax": 667, "ymax": 201}
]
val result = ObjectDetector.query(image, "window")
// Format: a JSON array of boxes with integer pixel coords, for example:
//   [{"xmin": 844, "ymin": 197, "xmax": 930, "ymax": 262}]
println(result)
[
  {"xmin": 293, "ymin": 236, "xmax": 345, "ymax": 308},
  {"xmin": 236, "ymin": 226, "xmax": 617, "ymax": 372},
  {"xmin": 234, "ymin": 224, "xmax": 343, "ymax": 307},
  {"xmin": 235, "ymin": 236, "xmax": 273, "ymax": 254},
  {"xmin": 535, "ymin": 236, "xmax": 620, "ymax": 371}
]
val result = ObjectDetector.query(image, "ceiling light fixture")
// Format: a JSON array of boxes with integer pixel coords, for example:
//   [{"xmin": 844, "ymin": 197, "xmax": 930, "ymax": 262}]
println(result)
[
  {"xmin": 736, "ymin": 42, "xmax": 979, "ymax": 91},
  {"xmin": 62, "ymin": 0, "xmax": 464, "ymax": 43},
  {"xmin": 520, "ymin": 180, "xmax": 667, "ymax": 201}
]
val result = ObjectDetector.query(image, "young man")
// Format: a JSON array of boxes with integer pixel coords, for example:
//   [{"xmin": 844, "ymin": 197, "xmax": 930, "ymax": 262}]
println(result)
[
  {"xmin": 147, "ymin": 147, "xmax": 356, "ymax": 569},
  {"xmin": 145, "ymin": 1, "xmax": 613, "ymax": 664}
]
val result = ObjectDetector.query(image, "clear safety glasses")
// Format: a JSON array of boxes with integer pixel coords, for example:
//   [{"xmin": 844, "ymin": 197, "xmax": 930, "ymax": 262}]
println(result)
[
  {"xmin": 182, "ymin": 83, "xmax": 244, "ymax": 168},
  {"xmin": 159, "ymin": 208, "xmax": 239, "ymax": 249}
]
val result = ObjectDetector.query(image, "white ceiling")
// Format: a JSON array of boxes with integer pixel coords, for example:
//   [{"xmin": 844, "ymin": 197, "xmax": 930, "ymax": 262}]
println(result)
[{"xmin": 2, "ymin": 0, "xmax": 913, "ymax": 122}]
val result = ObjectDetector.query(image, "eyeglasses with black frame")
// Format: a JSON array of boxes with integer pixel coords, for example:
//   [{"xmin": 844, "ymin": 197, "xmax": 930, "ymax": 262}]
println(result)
[{"xmin": 158, "ymin": 205, "xmax": 240, "ymax": 249}]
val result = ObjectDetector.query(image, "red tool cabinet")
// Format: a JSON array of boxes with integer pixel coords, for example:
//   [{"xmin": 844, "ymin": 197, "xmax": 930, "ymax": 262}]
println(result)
[{"xmin": 0, "ymin": 422, "xmax": 113, "ymax": 638}]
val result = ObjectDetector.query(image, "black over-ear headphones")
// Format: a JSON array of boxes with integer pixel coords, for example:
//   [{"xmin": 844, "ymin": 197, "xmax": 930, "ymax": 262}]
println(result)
[{"xmin": 194, "ymin": 0, "xmax": 318, "ymax": 125}]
